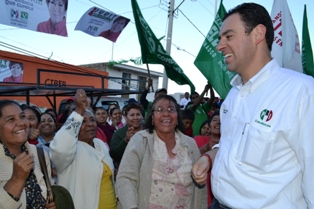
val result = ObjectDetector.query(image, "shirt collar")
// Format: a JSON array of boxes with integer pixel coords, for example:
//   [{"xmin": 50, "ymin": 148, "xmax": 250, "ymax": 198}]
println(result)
[{"xmin": 230, "ymin": 59, "xmax": 279, "ymax": 91}]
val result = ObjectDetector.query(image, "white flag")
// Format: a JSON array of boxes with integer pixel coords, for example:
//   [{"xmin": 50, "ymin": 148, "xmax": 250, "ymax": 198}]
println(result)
[{"xmin": 270, "ymin": 0, "xmax": 302, "ymax": 73}]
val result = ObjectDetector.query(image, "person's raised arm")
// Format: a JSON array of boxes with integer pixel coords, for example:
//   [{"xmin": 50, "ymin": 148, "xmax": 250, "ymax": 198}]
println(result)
[
  {"xmin": 190, "ymin": 84, "xmax": 210, "ymax": 111},
  {"xmin": 207, "ymin": 83, "xmax": 215, "ymax": 107},
  {"xmin": 140, "ymin": 78, "xmax": 152, "ymax": 110},
  {"xmin": 50, "ymin": 89, "xmax": 88, "ymax": 172}
]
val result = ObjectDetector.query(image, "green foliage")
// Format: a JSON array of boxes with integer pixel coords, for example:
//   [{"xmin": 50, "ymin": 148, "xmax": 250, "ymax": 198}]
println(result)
[{"xmin": 108, "ymin": 57, "xmax": 142, "ymax": 68}]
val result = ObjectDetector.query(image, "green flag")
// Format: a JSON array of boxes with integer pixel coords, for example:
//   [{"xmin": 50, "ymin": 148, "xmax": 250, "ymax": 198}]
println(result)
[
  {"xmin": 302, "ymin": 5, "xmax": 314, "ymax": 77},
  {"xmin": 131, "ymin": 0, "xmax": 195, "ymax": 94},
  {"xmin": 194, "ymin": 0, "xmax": 235, "ymax": 99}
]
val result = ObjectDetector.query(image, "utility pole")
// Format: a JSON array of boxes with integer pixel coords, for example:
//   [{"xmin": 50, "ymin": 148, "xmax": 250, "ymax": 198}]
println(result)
[{"xmin": 162, "ymin": 0, "xmax": 175, "ymax": 90}]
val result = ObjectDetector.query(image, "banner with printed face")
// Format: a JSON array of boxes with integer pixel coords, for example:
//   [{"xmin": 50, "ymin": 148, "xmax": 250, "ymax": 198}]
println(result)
[
  {"xmin": 75, "ymin": 7, "xmax": 130, "ymax": 43},
  {"xmin": 0, "ymin": 0, "xmax": 68, "ymax": 37},
  {"xmin": 0, "ymin": 59, "xmax": 24, "ymax": 83}
]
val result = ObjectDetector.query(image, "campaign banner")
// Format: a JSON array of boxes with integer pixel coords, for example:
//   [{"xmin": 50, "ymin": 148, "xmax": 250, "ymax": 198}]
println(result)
[
  {"xmin": 0, "ymin": 59, "xmax": 24, "ymax": 83},
  {"xmin": 194, "ymin": 0, "xmax": 235, "ymax": 99},
  {"xmin": 271, "ymin": 0, "xmax": 302, "ymax": 72},
  {"xmin": 131, "ymin": 0, "xmax": 195, "ymax": 94},
  {"xmin": 0, "ymin": 0, "xmax": 68, "ymax": 37},
  {"xmin": 75, "ymin": 7, "xmax": 130, "ymax": 43}
]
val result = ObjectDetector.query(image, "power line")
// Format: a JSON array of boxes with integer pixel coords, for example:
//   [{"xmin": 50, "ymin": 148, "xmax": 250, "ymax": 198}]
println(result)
[
  {"xmin": 178, "ymin": 9, "xmax": 206, "ymax": 38},
  {"xmin": 197, "ymin": 0, "xmax": 215, "ymax": 17}
]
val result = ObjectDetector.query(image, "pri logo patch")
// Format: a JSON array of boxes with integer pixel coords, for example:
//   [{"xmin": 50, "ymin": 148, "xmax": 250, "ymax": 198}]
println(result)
[
  {"xmin": 11, "ymin": 9, "xmax": 19, "ymax": 19},
  {"xmin": 260, "ymin": 109, "xmax": 273, "ymax": 122}
]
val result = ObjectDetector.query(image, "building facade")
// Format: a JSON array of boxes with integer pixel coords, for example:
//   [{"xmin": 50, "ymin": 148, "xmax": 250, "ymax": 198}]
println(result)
[{"xmin": 81, "ymin": 62, "xmax": 163, "ymax": 101}]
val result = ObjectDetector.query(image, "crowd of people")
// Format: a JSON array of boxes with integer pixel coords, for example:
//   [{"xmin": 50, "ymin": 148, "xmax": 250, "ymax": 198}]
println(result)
[
  {"xmin": 1, "ymin": 2, "xmax": 314, "ymax": 209},
  {"xmin": 0, "ymin": 82, "xmax": 220, "ymax": 209}
]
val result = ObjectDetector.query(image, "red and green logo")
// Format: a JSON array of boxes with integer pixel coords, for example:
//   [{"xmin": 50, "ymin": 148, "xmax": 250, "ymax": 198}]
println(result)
[{"xmin": 260, "ymin": 109, "xmax": 273, "ymax": 122}]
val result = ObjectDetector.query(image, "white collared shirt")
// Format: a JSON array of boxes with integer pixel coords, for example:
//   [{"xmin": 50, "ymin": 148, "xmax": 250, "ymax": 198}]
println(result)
[
  {"xmin": 180, "ymin": 97, "xmax": 191, "ymax": 109},
  {"xmin": 212, "ymin": 59, "xmax": 314, "ymax": 209}
]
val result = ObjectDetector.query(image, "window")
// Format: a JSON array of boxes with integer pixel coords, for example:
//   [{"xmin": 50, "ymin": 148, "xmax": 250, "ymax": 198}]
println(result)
[
  {"xmin": 122, "ymin": 73, "xmax": 131, "ymax": 90},
  {"xmin": 138, "ymin": 76, "xmax": 146, "ymax": 91}
]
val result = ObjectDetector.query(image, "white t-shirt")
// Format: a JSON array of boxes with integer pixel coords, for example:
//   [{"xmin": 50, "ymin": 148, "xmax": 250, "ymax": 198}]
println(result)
[{"xmin": 180, "ymin": 97, "xmax": 190, "ymax": 109}]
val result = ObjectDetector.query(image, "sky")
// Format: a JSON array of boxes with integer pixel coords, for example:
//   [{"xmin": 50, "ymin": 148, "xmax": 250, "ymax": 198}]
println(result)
[{"xmin": 0, "ymin": 0, "xmax": 313, "ymax": 96}]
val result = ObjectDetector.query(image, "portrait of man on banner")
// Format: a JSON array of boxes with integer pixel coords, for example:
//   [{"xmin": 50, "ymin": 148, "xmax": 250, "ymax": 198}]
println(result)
[
  {"xmin": 0, "ymin": 60, "xmax": 24, "ymax": 83},
  {"xmin": 37, "ymin": 0, "xmax": 68, "ymax": 36}
]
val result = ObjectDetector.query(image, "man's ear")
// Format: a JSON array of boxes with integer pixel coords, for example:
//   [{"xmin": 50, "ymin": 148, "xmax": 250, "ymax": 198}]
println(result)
[{"xmin": 254, "ymin": 24, "xmax": 267, "ymax": 46}]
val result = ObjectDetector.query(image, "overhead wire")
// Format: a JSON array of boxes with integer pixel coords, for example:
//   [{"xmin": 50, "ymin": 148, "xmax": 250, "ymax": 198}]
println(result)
[
  {"xmin": 197, "ymin": 0, "xmax": 215, "ymax": 17},
  {"xmin": 178, "ymin": 9, "xmax": 206, "ymax": 38},
  {"xmin": 0, "ymin": 0, "xmax": 215, "ymax": 64}
]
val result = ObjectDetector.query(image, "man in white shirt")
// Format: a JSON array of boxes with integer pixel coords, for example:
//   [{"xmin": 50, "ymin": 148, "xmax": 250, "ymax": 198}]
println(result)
[
  {"xmin": 192, "ymin": 3, "xmax": 314, "ymax": 209},
  {"xmin": 179, "ymin": 92, "xmax": 190, "ymax": 109}
]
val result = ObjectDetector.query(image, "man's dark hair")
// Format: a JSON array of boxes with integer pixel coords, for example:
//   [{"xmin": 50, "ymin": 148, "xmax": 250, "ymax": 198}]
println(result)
[
  {"xmin": 223, "ymin": 3, "xmax": 274, "ymax": 51},
  {"xmin": 180, "ymin": 109, "xmax": 195, "ymax": 121}
]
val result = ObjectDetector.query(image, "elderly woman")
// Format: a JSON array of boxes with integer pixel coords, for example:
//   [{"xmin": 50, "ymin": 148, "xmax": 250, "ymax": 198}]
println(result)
[
  {"xmin": 37, "ymin": 0, "xmax": 68, "ymax": 36},
  {"xmin": 110, "ymin": 103, "xmax": 144, "ymax": 167},
  {"xmin": 0, "ymin": 100, "xmax": 55, "ymax": 209},
  {"xmin": 116, "ymin": 95, "xmax": 207, "ymax": 209},
  {"xmin": 50, "ymin": 89, "xmax": 116, "ymax": 209}
]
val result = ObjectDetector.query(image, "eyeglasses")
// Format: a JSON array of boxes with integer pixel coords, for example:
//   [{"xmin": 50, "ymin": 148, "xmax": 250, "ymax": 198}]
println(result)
[{"xmin": 153, "ymin": 107, "xmax": 177, "ymax": 114}]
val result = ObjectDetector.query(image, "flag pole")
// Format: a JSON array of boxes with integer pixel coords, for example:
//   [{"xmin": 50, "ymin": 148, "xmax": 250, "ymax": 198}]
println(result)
[
  {"xmin": 162, "ymin": 0, "xmax": 175, "ymax": 91},
  {"xmin": 146, "ymin": 63, "xmax": 154, "ymax": 92}
]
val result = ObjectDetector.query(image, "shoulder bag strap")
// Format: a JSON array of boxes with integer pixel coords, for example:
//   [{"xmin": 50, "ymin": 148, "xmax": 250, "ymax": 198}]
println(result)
[{"xmin": 36, "ymin": 147, "xmax": 54, "ymax": 203}]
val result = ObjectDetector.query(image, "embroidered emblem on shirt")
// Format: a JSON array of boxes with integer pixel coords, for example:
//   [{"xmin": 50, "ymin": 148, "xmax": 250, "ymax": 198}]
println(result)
[
  {"xmin": 223, "ymin": 109, "xmax": 228, "ymax": 114},
  {"xmin": 260, "ymin": 109, "xmax": 273, "ymax": 122},
  {"xmin": 254, "ymin": 109, "xmax": 273, "ymax": 128}
]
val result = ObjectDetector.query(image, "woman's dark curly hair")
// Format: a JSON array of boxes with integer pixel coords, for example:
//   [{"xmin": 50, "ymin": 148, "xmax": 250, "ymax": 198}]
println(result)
[{"xmin": 144, "ymin": 95, "xmax": 185, "ymax": 134}]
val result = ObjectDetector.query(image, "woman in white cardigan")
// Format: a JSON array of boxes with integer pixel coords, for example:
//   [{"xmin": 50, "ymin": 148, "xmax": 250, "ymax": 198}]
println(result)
[
  {"xmin": 50, "ymin": 89, "xmax": 116, "ymax": 209},
  {"xmin": 0, "ymin": 100, "xmax": 55, "ymax": 209}
]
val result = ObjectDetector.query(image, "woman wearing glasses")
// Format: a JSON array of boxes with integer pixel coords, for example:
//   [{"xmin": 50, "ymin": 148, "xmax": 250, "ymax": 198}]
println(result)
[{"xmin": 116, "ymin": 95, "xmax": 207, "ymax": 209}]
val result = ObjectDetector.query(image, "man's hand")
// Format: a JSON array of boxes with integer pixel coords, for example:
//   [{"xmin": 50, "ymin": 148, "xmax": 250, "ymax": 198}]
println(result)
[
  {"xmin": 147, "ymin": 78, "xmax": 152, "ymax": 87},
  {"xmin": 192, "ymin": 148, "xmax": 219, "ymax": 185},
  {"xmin": 192, "ymin": 156, "xmax": 210, "ymax": 186},
  {"xmin": 204, "ymin": 83, "xmax": 211, "ymax": 93}
]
